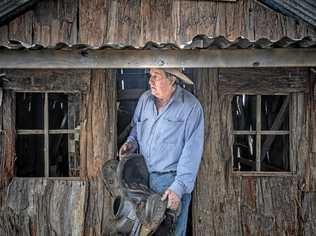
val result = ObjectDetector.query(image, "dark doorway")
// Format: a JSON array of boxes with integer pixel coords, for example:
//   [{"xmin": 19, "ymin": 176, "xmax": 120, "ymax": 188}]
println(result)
[{"xmin": 116, "ymin": 68, "xmax": 195, "ymax": 235}]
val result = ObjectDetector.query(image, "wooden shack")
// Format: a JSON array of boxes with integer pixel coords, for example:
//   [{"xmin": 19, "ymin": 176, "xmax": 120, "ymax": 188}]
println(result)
[{"xmin": 0, "ymin": 0, "xmax": 316, "ymax": 235}]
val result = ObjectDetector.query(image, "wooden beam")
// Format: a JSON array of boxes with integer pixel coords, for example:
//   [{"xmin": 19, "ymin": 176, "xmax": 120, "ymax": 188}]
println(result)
[{"xmin": 0, "ymin": 48, "xmax": 316, "ymax": 68}]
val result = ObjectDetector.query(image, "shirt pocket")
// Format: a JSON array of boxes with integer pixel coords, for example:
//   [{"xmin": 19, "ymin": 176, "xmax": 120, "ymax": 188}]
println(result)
[
  {"xmin": 136, "ymin": 118, "xmax": 148, "ymax": 143},
  {"xmin": 160, "ymin": 118, "xmax": 184, "ymax": 144}
]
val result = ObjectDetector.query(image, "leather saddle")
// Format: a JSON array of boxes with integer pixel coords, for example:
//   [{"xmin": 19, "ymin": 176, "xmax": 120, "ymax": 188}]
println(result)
[{"xmin": 102, "ymin": 154, "xmax": 177, "ymax": 235}]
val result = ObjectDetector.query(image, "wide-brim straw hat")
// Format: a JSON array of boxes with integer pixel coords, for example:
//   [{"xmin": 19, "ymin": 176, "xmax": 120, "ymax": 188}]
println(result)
[{"xmin": 163, "ymin": 68, "xmax": 194, "ymax": 85}]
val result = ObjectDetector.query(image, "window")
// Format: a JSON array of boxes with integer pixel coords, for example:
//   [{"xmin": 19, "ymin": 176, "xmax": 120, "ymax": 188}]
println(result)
[
  {"xmin": 232, "ymin": 95, "xmax": 291, "ymax": 173},
  {"xmin": 16, "ymin": 92, "xmax": 80, "ymax": 177}
]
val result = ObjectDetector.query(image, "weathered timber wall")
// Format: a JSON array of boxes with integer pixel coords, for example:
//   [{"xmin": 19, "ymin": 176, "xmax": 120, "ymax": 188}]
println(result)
[
  {"xmin": 0, "ymin": 0, "xmax": 316, "ymax": 235},
  {"xmin": 191, "ymin": 68, "xmax": 313, "ymax": 235},
  {"xmin": 0, "ymin": 0, "xmax": 315, "ymax": 47},
  {"xmin": 0, "ymin": 69, "xmax": 116, "ymax": 235}
]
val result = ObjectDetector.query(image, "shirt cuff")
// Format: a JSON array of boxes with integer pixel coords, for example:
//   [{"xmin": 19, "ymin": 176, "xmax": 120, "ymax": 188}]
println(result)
[
  {"xmin": 126, "ymin": 136, "xmax": 137, "ymax": 146},
  {"xmin": 169, "ymin": 180, "xmax": 186, "ymax": 199}
]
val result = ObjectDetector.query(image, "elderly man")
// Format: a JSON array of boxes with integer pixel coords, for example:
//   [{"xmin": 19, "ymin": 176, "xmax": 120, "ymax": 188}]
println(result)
[{"xmin": 119, "ymin": 68, "xmax": 204, "ymax": 235}]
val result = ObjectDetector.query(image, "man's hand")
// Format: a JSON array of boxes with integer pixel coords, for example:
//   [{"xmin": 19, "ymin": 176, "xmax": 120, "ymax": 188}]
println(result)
[
  {"xmin": 161, "ymin": 189, "xmax": 180, "ymax": 210},
  {"xmin": 119, "ymin": 142, "xmax": 137, "ymax": 159}
]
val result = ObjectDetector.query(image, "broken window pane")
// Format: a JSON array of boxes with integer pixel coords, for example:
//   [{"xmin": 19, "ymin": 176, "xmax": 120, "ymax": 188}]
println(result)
[
  {"xmin": 233, "ymin": 135, "xmax": 256, "ymax": 171},
  {"xmin": 261, "ymin": 135, "xmax": 290, "ymax": 171},
  {"xmin": 261, "ymin": 95, "xmax": 289, "ymax": 130},
  {"xmin": 16, "ymin": 135, "xmax": 44, "ymax": 177},
  {"xmin": 49, "ymin": 134, "xmax": 69, "ymax": 177},
  {"xmin": 232, "ymin": 95, "xmax": 256, "ymax": 130},
  {"xmin": 49, "ymin": 133, "xmax": 80, "ymax": 177},
  {"xmin": 16, "ymin": 93, "xmax": 44, "ymax": 129}
]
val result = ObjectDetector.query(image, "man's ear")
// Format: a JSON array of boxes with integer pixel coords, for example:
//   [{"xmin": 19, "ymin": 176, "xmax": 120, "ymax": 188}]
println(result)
[{"xmin": 170, "ymin": 76, "xmax": 177, "ymax": 86}]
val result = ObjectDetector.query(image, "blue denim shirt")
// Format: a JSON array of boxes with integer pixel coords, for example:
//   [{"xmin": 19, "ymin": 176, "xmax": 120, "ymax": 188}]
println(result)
[{"xmin": 127, "ymin": 85, "xmax": 204, "ymax": 198}]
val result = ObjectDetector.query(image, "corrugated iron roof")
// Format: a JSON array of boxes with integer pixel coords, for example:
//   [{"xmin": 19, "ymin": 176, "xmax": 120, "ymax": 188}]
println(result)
[
  {"xmin": 0, "ymin": 35, "xmax": 316, "ymax": 50},
  {"xmin": 258, "ymin": 0, "xmax": 316, "ymax": 27}
]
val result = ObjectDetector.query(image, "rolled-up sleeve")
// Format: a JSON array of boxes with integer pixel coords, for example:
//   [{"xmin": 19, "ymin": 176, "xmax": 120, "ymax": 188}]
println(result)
[{"xmin": 169, "ymin": 103, "xmax": 204, "ymax": 198}]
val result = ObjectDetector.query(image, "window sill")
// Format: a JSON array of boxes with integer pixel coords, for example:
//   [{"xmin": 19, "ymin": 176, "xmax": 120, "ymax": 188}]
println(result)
[
  {"xmin": 13, "ymin": 177, "xmax": 82, "ymax": 181},
  {"xmin": 232, "ymin": 171, "xmax": 296, "ymax": 177}
]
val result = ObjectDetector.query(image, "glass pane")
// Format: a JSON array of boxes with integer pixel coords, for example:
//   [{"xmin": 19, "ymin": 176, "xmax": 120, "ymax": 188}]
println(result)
[
  {"xmin": 233, "ymin": 135, "xmax": 256, "ymax": 171},
  {"xmin": 49, "ymin": 134, "xmax": 80, "ymax": 177},
  {"xmin": 261, "ymin": 135, "xmax": 290, "ymax": 171},
  {"xmin": 232, "ymin": 95, "xmax": 256, "ymax": 130},
  {"xmin": 16, "ymin": 135, "xmax": 44, "ymax": 177},
  {"xmin": 48, "ymin": 93, "xmax": 80, "ymax": 129},
  {"xmin": 16, "ymin": 93, "xmax": 44, "ymax": 129},
  {"xmin": 261, "ymin": 95, "xmax": 289, "ymax": 130}
]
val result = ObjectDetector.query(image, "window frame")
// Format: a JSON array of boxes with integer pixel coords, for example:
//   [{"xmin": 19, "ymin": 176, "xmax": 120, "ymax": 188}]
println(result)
[
  {"xmin": 15, "ymin": 91, "xmax": 81, "ymax": 178},
  {"xmin": 231, "ymin": 93, "xmax": 295, "ymax": 176}
]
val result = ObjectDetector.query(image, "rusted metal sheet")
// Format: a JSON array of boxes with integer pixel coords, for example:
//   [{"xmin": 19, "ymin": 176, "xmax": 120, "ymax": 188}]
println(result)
[
  {"xmin": 258, "ymin": 0, "xmax": 316, "ymax": 27},
  {"xmin": 0, "ymin": 0, "xmax": 41, "ymax": 26}
]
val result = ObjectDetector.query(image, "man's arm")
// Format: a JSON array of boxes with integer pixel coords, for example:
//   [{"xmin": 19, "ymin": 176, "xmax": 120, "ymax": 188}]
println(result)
[
  {"xmin": 168, "ymin": 103, "xmax": 205, "ymax": 199},
  {"xmin": 119, "ymin": 93, "xmax": 146, "ymax": 157}
]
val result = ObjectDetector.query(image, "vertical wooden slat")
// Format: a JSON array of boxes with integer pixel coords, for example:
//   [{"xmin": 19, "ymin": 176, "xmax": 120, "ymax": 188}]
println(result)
[
  {"xmin": 141, "ymin": 0, "xmax": 173, "ymax": 44},
  {"xmin": 192, "ymin": 68, "xmax": 241, "ymax": 235},
  {"xmin": 80, "ymin": 69, "xmax": 116, "ymax": 235},
  {"xmin": 33, "ymin": 0, "xmax": 78, "ymax": 46},
  {"xmin": 311, "ymin": 70, "xmax": 316, "ymax": 153},
  {"xmin": 0, "ymin": 25, "xmax": 8, "ymax": 44},
  {"xmin": 256, "ymin": 95, "xmax": 261, "ymax": 171},
  {"xmin": 1, "ymin": 90, "xmax": 15, "ymax": 189},
  {"xmin": 78, "ymin": 0, "xmax": 107, "ymax": 46},
  {"xmin": 8, "ymin": 10, "xmax": 33, "ymax": 42},
  {"xmin": 44, "ymin": 92, "xmax": 49, "ymax": 177}
]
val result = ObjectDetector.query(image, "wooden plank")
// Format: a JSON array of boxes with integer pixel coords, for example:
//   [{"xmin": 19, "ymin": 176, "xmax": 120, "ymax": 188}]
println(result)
[
  {"xmin": 33, "ymin": 0, "xmax": 78, "ymax": 46},
  {"xmin": 80, "ymin": 69, "xmax": 116, "ymax": 234},
  {"xmin": 192, "ymin": 68, "xmax": 241, "ymax": 235},
  {"xmin": 291, "ymin": 93, "xmax": 309, "ymax": 189},
  {"xmin": 0, "ymin": 178, "xmax": 86, "ymax": 235},
  {"xmin": 2, "ymin": 69, "xmax": 91, "ymax": 92},
  {"xmin": 311, "ymin": 69, "xmax": 316, "ymax": 153},
  {"xmin": 141, "ymin": 0, "xmax": 173, "ymax": 44},
  {"xmin": 0, "ymin": 25, "xmax": 8, "ymax": 44},
  {"xmin": 232, "ymin": 130, "xmax": 289, "ymax": 135},
  {"xmin": 240, "ymin": 177, "xmax": 298, "ymax": 235},
  {"xmin": 1, "ymin": 90, "xmax": 15, "ymax": 188},
  {"xmin": 8, "ymin": 10, "xmax": 33, "ymax": 42},
  {"xmin": 116, "ymin": 0, "xmax": 141, "ymax": 45},
  {"xmin": 177, "ymin": 0, "xmax": 198, "ymax": 44},
  {"xmin": 253, "ymin": 0, "xmax": 286, "ymax": 40},
  {"xmin": 301, "ymin": 192, "xmax": 316, "ymax": 235},
  {"xmin": 78, "ymin": 0, "xmax": 107, "ymax": 46},
  {"xmin": 1, "ymin": 48, "xmax": 316, "ymax": 69},
  {"xmin": 219, "ymin": 68, "xmax": 309, "ymax": 94}
]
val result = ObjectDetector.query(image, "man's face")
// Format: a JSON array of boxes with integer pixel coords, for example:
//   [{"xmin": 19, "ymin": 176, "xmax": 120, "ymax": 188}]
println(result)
[{"xmin": 149, "ymin": 69, "xmax": 175, "ymax": 99}]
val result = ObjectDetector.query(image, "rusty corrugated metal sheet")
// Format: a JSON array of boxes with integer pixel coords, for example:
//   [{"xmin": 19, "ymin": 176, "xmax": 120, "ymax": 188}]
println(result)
[
  {"xmin": 0, "ymin": 35, "xmax": 315, "ymax": 50},
  {"xmin": 0, "ymin": 0, "xmax": 42, "ymax": 26},
  {"xmin": 257, "ymin": 0, "xmax": 316, "ymax": 27}
]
